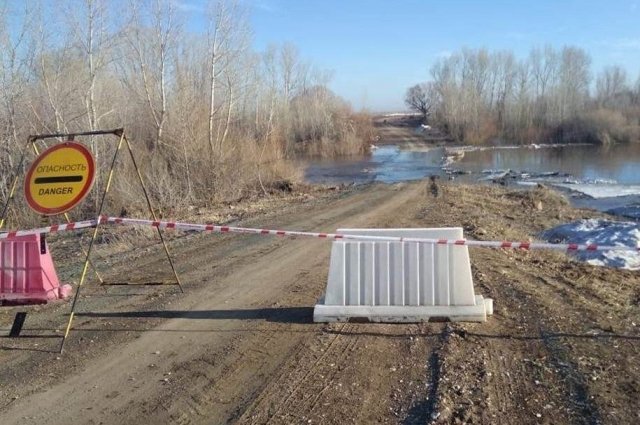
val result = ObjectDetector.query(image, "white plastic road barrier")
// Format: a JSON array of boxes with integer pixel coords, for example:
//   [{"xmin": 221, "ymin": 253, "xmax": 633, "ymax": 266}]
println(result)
[{"xmin": 313, "ymin": 228, "xmax": 494, "ymax": 323}]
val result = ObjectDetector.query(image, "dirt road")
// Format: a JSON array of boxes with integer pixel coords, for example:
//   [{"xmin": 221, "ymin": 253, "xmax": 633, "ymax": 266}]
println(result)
[
  {"xmin": 374, "ymin": 115, "xmax": 451, "ymax": 147},
  {"xmin": 1, "ymin": 180, "xmax": 639, "ymax": 424}
]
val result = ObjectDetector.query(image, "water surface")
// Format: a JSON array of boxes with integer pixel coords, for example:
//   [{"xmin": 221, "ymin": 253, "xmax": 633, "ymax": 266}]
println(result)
[
  {"xmin": 304, "ymin": 146, "xmax": 444, "ymax": 184},
  {"xmin": 457, "ymin": 143, "xmax": 640, "ymax": 184},
  {"xmin": 304, "ymin": 143, "xmax": 640, "ymax": 219},
  {"xmin": 305, "ymin": 143, "xmax": 640, "ymax": 185}
]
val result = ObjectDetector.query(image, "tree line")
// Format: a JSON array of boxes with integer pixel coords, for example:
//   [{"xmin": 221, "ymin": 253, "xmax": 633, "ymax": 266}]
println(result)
[
  {"xmin": 406, "ymin": 46, "xmax": 640, "ymax": 145},
  {"xmin": 0, "ymin": 0, "xmax": 372, "ymax": 220}
]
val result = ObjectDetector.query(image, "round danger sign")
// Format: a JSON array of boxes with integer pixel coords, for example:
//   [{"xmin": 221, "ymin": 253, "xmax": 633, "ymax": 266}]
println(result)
[{"xmin": 24, "ymin": 142, "xmax": 96, "ymax": 215}]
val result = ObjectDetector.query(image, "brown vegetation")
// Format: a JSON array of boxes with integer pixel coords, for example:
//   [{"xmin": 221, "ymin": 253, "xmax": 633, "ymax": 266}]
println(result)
[
  {"xmin": 407, "ymin": 46, "xmax": 640, "ymax": 145},
  {"xmin": 0, "ymin": 1, "xmax": 373, "ymax": 223}
]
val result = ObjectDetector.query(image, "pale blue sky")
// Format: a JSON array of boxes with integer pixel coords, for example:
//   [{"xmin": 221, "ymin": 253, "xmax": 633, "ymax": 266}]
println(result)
[{"xmin": 185, "ymin": 0, "xmax": 640, "ymax": 111}]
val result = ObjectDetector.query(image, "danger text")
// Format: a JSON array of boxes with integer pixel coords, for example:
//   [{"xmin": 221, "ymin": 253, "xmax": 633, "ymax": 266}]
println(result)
[{"xmin": 38, "ymin": 187, "xmax": 74, "ymax": 195}]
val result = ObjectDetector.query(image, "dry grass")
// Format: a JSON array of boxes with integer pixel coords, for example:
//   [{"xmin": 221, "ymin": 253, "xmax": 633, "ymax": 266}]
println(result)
[{"xmin": 552, "ymin": 108, "xmax": 640, "ymax": 144}]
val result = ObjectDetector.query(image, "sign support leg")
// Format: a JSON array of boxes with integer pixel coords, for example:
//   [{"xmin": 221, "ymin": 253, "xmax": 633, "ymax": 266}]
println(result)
[
  {"xmin": 59, "ymin": 134, "xmax": 124, "ymax": 353},
  {"xmin": 64, "ymin": 212, "xmax": 105, "ymax": 285},
  {"xmin": 123, "ymin": 134, "xmax": 184, "ymax": 294}
]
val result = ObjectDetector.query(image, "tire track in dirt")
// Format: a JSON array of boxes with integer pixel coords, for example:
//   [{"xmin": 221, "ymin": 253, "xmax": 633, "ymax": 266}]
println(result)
[
  {"xmin": 539, "ymin": 327, "xmax": 603, "ymax": 425},
  {"xmin": 237, "ymin": 322, "xmax": 448, "ymax": 425},
  {"xmin": 497, "ymin": 256, "xmax": 639, "ymax": 423},
  {"xmin": 401, "ymin": 324, "xmax": 450, "ymax": 424},
  {"xmin": 412, "ymin": 192, "xmax": 609, "ymax": 424},
  {"xmin": 471, "ymin": 255, "xmax": 604, "ymax": 424},
  {"xmin": 257, "ymin": 323, "xmax": 360, "ymax": 424},
  {"xmin": 0, "ymin": 183, "xmax": 426, "ymax": 425},
  {"xmin": 419, "ymin": 273, "xmax": 592, "ymax": 424},
  {"xmin": 153, "ymin": 184, "xmax": 427, "ymax": 425},
  {"xmin": 409, "ymin": 182, "xmax": 640, "ymax": 424}
]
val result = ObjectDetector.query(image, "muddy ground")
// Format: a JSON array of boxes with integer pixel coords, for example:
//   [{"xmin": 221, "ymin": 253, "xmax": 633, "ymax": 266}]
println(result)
[{"xmin": 1, "ymin": 178, "xmax": 639, "ymax": 425}]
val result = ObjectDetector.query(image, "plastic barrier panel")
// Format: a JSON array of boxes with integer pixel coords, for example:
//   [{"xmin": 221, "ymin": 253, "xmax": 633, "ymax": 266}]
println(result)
[
  {"xmin": 314, "ymin": 228, "xmax": 493, "ymax": 322},
  {"xmin": 0, "ymin": 234, "xmax": 70, "ymax": 304}
]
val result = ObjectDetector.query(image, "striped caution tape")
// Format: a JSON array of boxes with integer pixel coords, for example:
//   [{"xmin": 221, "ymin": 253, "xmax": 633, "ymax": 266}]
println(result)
[
  {"xmin": 0, "ymin": 218, "xmax": 99, "ymax": 239},
  {"xmin": 1, "ymin": 215, "xmax": 639, "ymax": 253},
  {"xmin": 104, "ymin": 216, "xmax": 640, "ymax": 253}
]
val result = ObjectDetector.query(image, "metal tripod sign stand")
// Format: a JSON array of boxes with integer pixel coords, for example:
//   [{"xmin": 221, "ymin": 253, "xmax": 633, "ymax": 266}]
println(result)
[{"xmin": 0, "ymin": 129, "xmax": 184, "ymax": 353}]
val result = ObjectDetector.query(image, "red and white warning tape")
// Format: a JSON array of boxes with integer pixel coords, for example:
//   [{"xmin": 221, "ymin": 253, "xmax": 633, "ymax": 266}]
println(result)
[
  {"xmin": 1, "ymin": 216, "xmax": 639, "ymax": 253},
  {"xmin": 106, "ymin": 216, "xmax": 639, "ymax": 253},
  {"xmin": 0, "ymin": 219, "xmax": 98, "ymax": 239}
]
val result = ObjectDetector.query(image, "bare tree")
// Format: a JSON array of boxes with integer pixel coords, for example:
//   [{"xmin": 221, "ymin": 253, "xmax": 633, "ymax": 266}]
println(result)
[
  {"xmin": 63, "ymin": 0, "xmax": 121, "ymax": 208},
  {"xmin": 596, "ymin": 66, "xmax": 628, "ymax": 108},
  {"xmin": 424, "ymin": 46, "xmax": 633, "ymax": 144},
  {"xmin": 0, "ymin": 1, "xmax": 36, "ymax": 204},
  {"xmin": 529, "ymin": 45, "xmax": 557, "ymax": 98},
  {"xmin": 122, "ymin": 0, "xmax": 180, "ymax": 151},
  {"xmin": 0, "ymin": 1, "xmax": 34, "ymax": 145},
  {"xmin": 493, "ymin": 51, "xmax": 516, "ymax": 128},
  {"xmin": 33, "ymin": 4, "xmax": 95, "ymax": 135},
  {"xmin": 0, "ymin": 1, "xmax": 374, "ymax": 215},
  {"xmin": 557, "ymin": 46, "xmax": 591, "ymax": 121},
  {"xmin": 205, "ymin": 0, "xmax": 249, "ymax": 157},
  {"xmin": 510, "ymin": 61, "xmax": 532, "ymax": 139},
  {"xmin": 528, "ymin": 45, "xmax": 557, "ymax": 125},
  {"xmin": 280, "ymin": 43, "xmax": 301, "ymax": 102},
  {"xmin": 66, "ymin": 0, "xmax": 118, "ymax": 132},
  {"xmin": 404, "ymin": 83, "xmax": 435, "ymax": 120}
]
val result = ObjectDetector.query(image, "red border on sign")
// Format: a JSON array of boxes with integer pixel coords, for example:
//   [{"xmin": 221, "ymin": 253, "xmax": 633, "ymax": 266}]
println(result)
[{"xmin": 24, "ymin": 142, "xmax": 96, "ymax": 216}]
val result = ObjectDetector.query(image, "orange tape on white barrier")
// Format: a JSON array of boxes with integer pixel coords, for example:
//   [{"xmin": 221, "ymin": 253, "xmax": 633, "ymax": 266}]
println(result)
[{"xmin": 1, "ymin": 216, "xmax": 639, "ymax": 253}]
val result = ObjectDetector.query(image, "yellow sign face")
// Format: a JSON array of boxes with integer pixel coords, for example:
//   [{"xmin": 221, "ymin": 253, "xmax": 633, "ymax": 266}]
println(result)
[{"xmin": 24, "ymin": 142, "xmax": 96, "ymax": 215}]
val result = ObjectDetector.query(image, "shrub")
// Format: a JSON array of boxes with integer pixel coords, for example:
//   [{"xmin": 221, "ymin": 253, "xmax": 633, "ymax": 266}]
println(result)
[{"xmin": 553, "ymin": 109, "xmax": 640, "ymax": 144}]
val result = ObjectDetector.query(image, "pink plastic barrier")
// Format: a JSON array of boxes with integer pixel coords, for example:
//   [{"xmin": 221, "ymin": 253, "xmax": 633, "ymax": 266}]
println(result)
[{"xmin": 0, "ymin": 234, "xmax": 71, "ymax": 304}]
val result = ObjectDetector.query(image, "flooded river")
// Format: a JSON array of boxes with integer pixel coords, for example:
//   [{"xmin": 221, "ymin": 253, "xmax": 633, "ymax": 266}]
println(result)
[
  {"xmin": 304, "ymin": 146, "xmax": 443, "ymax": 185},
  {"xmin": 456, "ymin": 143, "xmax": 640, "ymax": 185},
  {"xmin": 304, "ymin": 143, "xmax": 640, "ymax": 219},
  {"xmin": 305, "ymin": 143, "xmax": 640, "ymax": 185}
]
